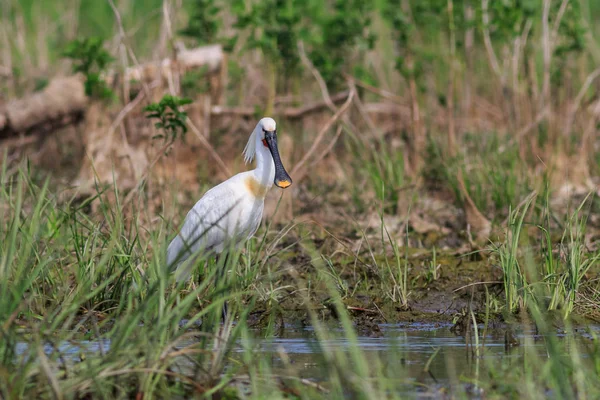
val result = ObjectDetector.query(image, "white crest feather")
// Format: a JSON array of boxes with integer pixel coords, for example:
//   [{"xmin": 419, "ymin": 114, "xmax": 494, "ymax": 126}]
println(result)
[{"xmin": 242, "ymin": 128, "xmax": 257, "ymax": 164}]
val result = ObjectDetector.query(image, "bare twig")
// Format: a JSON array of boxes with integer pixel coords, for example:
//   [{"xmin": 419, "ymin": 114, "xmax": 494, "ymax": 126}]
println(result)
[
  {"xmin": 453, "ymin": 281, "xmax": 501, "ymax": 293},
  {"xmin": 309, "ymin": 125, "xmax": 343, "ymax": 169},
  {"xmin": 343, "ymin": 73, "xmax": 407, "ymax": 104},
  {"xmin": 481, "ymin": 0, "xmax": 502, "ymax": 78},
  {"xmin": 186, "ymin": 118, "xmax": 231, "ymax": 178},
  {"xmin": 551, "ymin": 0, "xmax": 570, "ymax": 44},
  {"xmin": 107, "ymin": 81, "xmax": 160, "ymax": 139},
  {"xmin": 297, "ymin": 39, "xmax": 362, "ymax": 138},
  {"xmin": 210, "ymin": 92, "xmax": 350, "ymax": 119},
  {"xmin": 290, "ymin": 88, "xmax": 355, "ymax": 181},
  {"xmin": 107, "ymin": 0, "xmax": 153, "ymax": 102},
  {"xmin": 563, "ymin": 67, "xmax": 600, "ymax": 137},
  {"xmin": 297, "ymin": 41, "xmax": 336, "ymax": 112}
]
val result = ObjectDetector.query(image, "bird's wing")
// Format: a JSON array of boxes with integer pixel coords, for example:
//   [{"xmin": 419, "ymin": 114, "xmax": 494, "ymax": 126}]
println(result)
[{"xmin": 167, "ymin": 180, "xmax": 243, "ymax": 270}]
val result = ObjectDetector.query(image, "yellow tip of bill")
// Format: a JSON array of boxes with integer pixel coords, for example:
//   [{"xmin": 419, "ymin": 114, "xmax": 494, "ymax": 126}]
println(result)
[{"xmin": 276, "ymin": 179, "xmax": 292, "ymax": 188}]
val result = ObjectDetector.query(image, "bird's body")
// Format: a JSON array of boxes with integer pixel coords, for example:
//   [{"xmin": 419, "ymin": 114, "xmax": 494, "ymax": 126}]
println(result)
[
  {"xmin": 167, "ymin": 117, "xmax": 292, "ymax": 285},
  {"xmin": 167, "ymin": 171, "xmax": 269, "ymax": 280}
]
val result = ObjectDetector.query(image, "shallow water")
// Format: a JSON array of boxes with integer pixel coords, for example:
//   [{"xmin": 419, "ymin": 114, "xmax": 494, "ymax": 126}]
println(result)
[
  {"xmin": 14, "ymin": 322, "xmax": 599, "ymax": 397},
  {"xmin": 235, "ymin": 322, "xmax": 598, "ymax": 393}
]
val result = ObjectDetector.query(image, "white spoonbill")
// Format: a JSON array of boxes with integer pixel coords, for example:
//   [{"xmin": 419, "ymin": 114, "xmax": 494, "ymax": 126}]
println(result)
[{"xmin": 166, "ymin": 117, "xmax": 292, "ymax": 317}]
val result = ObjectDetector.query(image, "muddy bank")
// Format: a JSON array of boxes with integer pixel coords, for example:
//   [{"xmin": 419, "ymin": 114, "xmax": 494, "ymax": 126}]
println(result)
[{"xmin": 241, "ymin": 201, "xmax": 600, "ymax": 334}]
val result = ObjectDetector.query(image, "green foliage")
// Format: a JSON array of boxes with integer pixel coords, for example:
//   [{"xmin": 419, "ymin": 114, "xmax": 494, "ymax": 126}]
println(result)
[
  {"xmin": 180, "ymin": 0, "xmax": 222, "ymax": 44},
  {"xmin": 553, "ymin": 195, "xmax": 599, "ymax": 315},
  {"xmin": 425, "ymin": 133, "xmax": 531, "ymax": 218},
  {"xmin": 144, "ymin": 95, "xmax": 193, "ymax": 144},
  {"xmin": 232, "ymin": 0, "xmax": 307, "ymax": 78},
  {"xmin": 551, "ymin": 1, "xmax": 586, "ymax": 85},
  {"xmin": 308, "ymin": 0, "xmax": 375, "ymax": 89},
  {"xmin": 33, "ymin": 78, "xmax": 48, "ymax": 92},
  {"xmin": 552, "ymin": 0, "xmax": 586, "ymax": 56},
  {"xmin": 62, "ymin": 37, "xmax": 114, "ymax": 100},
  {"xmin": 382, "ymin": 0, "xmax": 446, "ymax": 79},
  {"xmin": 491, "ymin": 195, "xmax": 534, "ymax": 314},
  {"xmin": 231, "ymin": 0, "xmax": 374, "ymax": 89},
  {"xmin": 487, "ymin": 0, "xmax": 537, "ymax": 41}
]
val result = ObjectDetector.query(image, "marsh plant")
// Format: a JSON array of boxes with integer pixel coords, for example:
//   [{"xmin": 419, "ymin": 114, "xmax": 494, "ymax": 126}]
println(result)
[
  {"xmin": 144, "ymin": 95, "xmax": 193, "ymax": 144},
  {"xmin": 62, "ymin": 37, "xmax": 114, "ymax": 100}
]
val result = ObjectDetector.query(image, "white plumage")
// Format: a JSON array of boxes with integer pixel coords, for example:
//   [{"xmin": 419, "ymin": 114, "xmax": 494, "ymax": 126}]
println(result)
[{"xmin": 167, "ymin": 117, "xmax": 292, "ymax": 282}]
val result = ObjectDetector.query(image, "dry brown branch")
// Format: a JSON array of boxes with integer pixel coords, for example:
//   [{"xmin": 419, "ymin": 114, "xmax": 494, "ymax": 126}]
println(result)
[
  {"xmin": 103, "ymin": 44, "xmax": 224, "ymax": 89},
  {"xmin": 286, "ymin": 91, "xmax": 349, "ymax": 117},
  {"xmin": 0, "ymin": 133, "xmax": 41, "ymax": 150},
  {"xmin": 290, "ymin": 88, "xmax": 355, "ymax": 182},
  {"xmin": 349, "ymin": 80, "xmax": 380, "ymax": 136},
  {"xmin": 343, "ymin": 73, "xmax": 407, "ymax": 105},
  {"xmin": 0, "ymin": 43, "xmax": 223, "ymax": 141},
  {"xmin": 361, "ymin": 102, "xmax": 411, "ymax": 118},
  {"xmin": 186, "ymin": 118, "xmax": 231, "ymax": 178},
  {"xmin": 0, "ymin": 76, "xmax": 88, "ymax": 136},
  {"xmin": 297, "ymin": 40, "xmax": 362, "ymax": 139},
  {"xmin": 209, "ymin": 91, "xmax": 350, "ymax": 119},
  {"xmin": 107, "ymin": 81, "xmax": 160, "ymax": 141},
  {"xmin": 297, "ymin": 41, "xmax": 336, "ymax": 113},
  {"xmin": 310, "ymin": 125, "xmax": 343, "ymax": 169}
]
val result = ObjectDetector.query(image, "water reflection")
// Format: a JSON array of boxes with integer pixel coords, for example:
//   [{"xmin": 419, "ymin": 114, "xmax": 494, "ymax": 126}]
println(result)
[{"xmin": 13, "ymin": 322, "xmax": 598, "ymax": 396}]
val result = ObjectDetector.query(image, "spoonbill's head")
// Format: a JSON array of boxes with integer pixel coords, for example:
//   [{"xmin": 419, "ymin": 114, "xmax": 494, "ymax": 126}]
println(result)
[{"xmin": 243, "ymin": 117, "xmax": 293, "ymax": 189}]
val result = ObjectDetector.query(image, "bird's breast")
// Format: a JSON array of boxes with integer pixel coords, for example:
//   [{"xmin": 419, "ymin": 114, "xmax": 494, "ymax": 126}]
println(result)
[{"xmin": 244, "ymin": 176, "xmax": 269, "ymax": 199}]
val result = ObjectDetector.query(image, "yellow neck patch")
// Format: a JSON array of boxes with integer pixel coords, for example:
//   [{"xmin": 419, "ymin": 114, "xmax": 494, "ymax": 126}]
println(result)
[{"xmin": 245, "ymin": 176, "xmax": 269, "ymax": 198}]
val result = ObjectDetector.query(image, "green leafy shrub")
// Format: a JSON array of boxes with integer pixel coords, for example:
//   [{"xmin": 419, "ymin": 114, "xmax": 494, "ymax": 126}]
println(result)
[
  {"xmin": 308, "ymin": 0, "xmax": 375, "ymax": 90},
  {"xmin": 144, "ymin": 95, "xmax": 193, "ymax": 144},
  {"xmin": 180, "ymin": 0, "xmax": 222, "ymax": 45},
  {"xmin": 232, "ymin": 0, "xmax": 307, "ymax": 79},
  {"xmin": 62, "ymin": 37, "xmax": 114, "ymax": 100}
]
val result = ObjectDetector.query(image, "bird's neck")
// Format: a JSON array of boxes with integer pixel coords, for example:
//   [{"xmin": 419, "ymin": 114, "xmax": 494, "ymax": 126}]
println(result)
[{"xmin": 252, "ymin": 149, "xmax": 275, "ymax": 188}]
